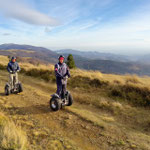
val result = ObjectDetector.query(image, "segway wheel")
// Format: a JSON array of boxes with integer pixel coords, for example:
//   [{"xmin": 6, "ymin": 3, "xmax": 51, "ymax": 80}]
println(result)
[
  {"xmin": 67, "ymin": 93, "xmax": 73, "ymax": 106},
  {"xmin": 18, "ymin": 83, "xmax": 23, "ymax": 93},
  {"xmin": 5, "ymin": 85, "xmax": 10, "ymax": 96},
  {"xmin": 50, "ymin": 97, "xmax": 61, "ymax": 111}
]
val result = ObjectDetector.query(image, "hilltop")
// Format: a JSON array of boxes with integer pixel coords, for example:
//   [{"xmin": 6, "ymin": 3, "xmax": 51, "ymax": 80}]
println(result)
[{"xmin": 0, "ymin": 43, "xmax": 58, "ymax": 64}]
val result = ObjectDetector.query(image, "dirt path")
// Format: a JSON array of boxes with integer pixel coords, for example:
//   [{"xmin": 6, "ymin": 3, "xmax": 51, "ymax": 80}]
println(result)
[{"xmin": 0, "ymin": 71, "xmax": 150, "ymax": 150}]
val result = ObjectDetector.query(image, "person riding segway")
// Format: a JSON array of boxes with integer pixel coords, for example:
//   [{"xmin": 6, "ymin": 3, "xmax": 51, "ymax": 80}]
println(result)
[
  {"xmin": 5, "ymin": 56, "xmax": 23, "ymax": 95},
  {"xmin": 50, "ymin": 55, "xmax": 73, "ymax": 111}
]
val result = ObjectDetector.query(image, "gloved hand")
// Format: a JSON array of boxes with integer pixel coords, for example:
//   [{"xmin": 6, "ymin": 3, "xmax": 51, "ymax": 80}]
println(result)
[
  {"xmin": 10, "ymin": 71, "xmax": 13, "ymax": 73},
  {"xmin": 63, "ymin": 76, "xmax": 68, "ymax": 80},
  {"xmin": 17, "ymin": 70, "xmax": 20, "ymax": 72}
]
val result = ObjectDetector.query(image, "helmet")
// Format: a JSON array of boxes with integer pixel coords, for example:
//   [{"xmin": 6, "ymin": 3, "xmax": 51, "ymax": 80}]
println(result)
[
  {"xmin": 11, "ymin": 56, "xmax": 16, "ymax": 60},
  {"xmin": 11, "ymin": 56, "xmax": 16, "ymax": 62},
  {"xmin": 58, "ymin": 55, "xmax": 65, "ymax": 60}
]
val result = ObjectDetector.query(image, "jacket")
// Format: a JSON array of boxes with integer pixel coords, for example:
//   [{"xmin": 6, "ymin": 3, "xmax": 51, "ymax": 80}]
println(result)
[
  {"xmin": 7, "ymin": 61, "xmax": 20, "ymax": 73},
  {"xmin": 54, "ymin": 62, "xmax": 70, "ymax": 79}
]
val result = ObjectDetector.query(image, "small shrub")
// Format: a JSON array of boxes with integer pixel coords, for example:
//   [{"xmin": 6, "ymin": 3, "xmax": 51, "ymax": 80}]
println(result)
[
  {"xmin": 90, "ymin": 78, "xmax": 109, "ymax": 88},
  {"xmin": 109, "ymin": 84, "xmax": 150, "ymax": 106},
  {"xmin": 113, "ymin": 80, "xmax": 121, "ymax": 84},
  {"xmin": 0, "ymin": 64, "xmax": 6, "ymax": 70},
  {"xmin": 69, "ymin": 76, "xmax": 108, "ymax": 89},
  {"xmin": 22, "ymin": 68, "xmax": 55, "ymax": 82},
  {"xmin": 66, "ymin": 54, "xmax": 76, "ymax": 69},
  {"xmin": 68, "ymin": 76, "xmax": 91, "ymax": 88},
  {"xmin": 111, "ymin": 88, "xmax": 123, "ymax": 97}
]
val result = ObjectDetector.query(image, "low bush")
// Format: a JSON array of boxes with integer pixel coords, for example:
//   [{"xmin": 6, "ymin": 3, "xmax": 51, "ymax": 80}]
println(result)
[
  {"xmin": 110, "ymin": 84, "xmax": 150, "ymax": 106},
  {"xmin": 21, "ymin": 68, "xmax": 55, "ymax": 82}
]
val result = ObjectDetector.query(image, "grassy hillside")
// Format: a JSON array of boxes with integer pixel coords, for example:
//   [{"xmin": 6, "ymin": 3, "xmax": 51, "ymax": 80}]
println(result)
[
  {"xmin": 0, "ymin": 55, "xmax": 150, "ymax": 149},
  {"xmin": 0, "ymin": 44, "xmax": 58, "ymax": 63}
]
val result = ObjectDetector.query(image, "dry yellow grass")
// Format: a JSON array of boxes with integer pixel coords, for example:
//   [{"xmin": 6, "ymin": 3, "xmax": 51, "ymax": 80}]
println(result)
[
  {"xmin": 125, "ymin": 74, "xmax": 142, "ymax": 84},
  {"xmin": 19, "ymin": 62, "xmax": 54, "ymax": 71},
  {"xmin": 0, "ymin": 55, "xmax": 9, "ymax": 65},
  {"xmin": 7, "ymin": 49, "xmax": 35, "ymax": 53},
  {"xmin": 67, "ymin": 106, "xmax": 108, "ymax": 128},
  {"xmin": 0, "ymin": 49, "xmax": 35, "ymax": 53},
  {"xmin": 0, "ymin": 55, "xmax": 54, "ymax": 71},
  {"xmin": 0, "ymin": 112, "xmax": 28, "ymax": 150},
  {"xmin": 70, "ymin": 68, "xmax": 103, "ymax": 79},
  {"xmin": 70, "ymin": 67, "xmax": 150, "ymax": 90},
  {"xmin": 1, "ymin": 54, "xmax": 150, "ymax": 89},
  {"xmin": 1, "ymin": 55, "xmax": 150, "ymax": 149}
]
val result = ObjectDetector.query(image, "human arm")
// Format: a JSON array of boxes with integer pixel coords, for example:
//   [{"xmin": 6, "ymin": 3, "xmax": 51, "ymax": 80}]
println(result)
[
  {"xmin": 55, "ymin": 64, "xmax": 63, "ymax": 78},
  {"xmin": 16, "ymin": 63, "xmax": 21, "ymax": 72},
  {"xmin": 7, "ymin": 63, "xmax": 12, "ymax": 73}
]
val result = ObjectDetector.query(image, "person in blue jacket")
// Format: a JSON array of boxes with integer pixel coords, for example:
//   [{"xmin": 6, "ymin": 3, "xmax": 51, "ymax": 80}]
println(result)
[
  {"xmin": 55, "ymin": 55, "xmax": 70, "ymax": 98},
  {"xmin": 7, "ymin": 56, "xmax": 20, "ymax": 89}
]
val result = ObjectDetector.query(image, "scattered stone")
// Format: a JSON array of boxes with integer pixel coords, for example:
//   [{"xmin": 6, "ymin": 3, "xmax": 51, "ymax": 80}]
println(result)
[
  {"xmin": 85, "ymin": 125, "xmax": 90, "ymax": 130},
  {"xmin": 68, "ymin": 115, "xmax": 73, "ymax": 120},
  {"xmin": 33, "ymin": 130, "xmax": 48, "ymax": 137},
  {"xmin": 130, "ymin": 144, "xmax": 137, "ymax": 148},
  {"xmin": 47, "ymin": 140, "xmax": 64, "ymax": 150}
]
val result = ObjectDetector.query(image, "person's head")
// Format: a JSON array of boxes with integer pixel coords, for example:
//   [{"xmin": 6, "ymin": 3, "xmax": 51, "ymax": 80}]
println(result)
[
  {"xmin": 11, "ymin": 56, "xmax": 16, "ymax": 63},
  {"xmin": 58, "ymin": 55, "xmax": 65, "ymax": 64}
]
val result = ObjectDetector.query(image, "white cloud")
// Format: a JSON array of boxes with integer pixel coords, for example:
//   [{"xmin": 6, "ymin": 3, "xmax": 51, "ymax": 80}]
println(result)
[
  {"xmin": 0, "ymin": 0, "xmax": 59, "ymax": 26},
  {"xmin": 1, "ymin": 0, "xmax": 150, "ymax": 55},
  {"xmin": 45, "ymin": 27, "xmax": 52, "ymax": 33},
  {"xmin": 2, "ymin": 33, "xmax": 11, "ymax": 36}
]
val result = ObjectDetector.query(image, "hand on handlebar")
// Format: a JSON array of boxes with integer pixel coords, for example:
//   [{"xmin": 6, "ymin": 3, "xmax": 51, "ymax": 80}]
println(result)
[
  {"xmin": 9, "ymin": 70, "xmax": 19, "ymax": 74},
  {"xmin": 62, "ymin": 76, "xmax": 68, "ymax": 80}
]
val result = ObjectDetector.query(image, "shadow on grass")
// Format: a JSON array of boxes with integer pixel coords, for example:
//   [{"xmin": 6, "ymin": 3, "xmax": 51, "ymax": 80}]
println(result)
[
  {"xmin": 0, "ymin": 93, "xmax": 6, "ymax": 96},
  {"xmin": 6, "ymin": 104, "xmax": 55, "ymax": 115}
]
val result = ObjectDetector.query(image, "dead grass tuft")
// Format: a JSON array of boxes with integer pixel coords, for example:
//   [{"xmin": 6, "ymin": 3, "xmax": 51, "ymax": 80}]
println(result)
[
  {"xmin": 125, "ymin": 75, "xmax": 141, "ymax": 84},
  {"xmin": 0, "ymin": 113, "xmax": 28, "ymax": 150}
]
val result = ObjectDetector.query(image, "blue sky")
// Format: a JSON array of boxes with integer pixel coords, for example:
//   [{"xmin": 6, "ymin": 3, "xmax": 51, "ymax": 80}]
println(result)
[{"xmin": 0, "ymin": 0, "xmax": 150, "ymax": 54}]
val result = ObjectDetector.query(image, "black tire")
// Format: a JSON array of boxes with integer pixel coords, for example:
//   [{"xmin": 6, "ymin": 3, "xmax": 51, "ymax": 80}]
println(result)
[
  {"xmin": 50, "ymin": 97, "xmax": 61, "ymax": 111},
  {"xmin": 18, "ymin": 83, "xmax": 23, "ymax": 93},
  {"xmin": 5, "ymin": 85, "xmax": 10, "ymax": 96},
  {"xmin": 67, "ymin": 93, "xmax": 73, "ymax": 106}
]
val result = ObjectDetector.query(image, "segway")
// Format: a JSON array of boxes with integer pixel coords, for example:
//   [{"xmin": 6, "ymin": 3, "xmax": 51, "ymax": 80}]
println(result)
[
  {"xmin": 5, "ymin": 72, "xmax": 23, "ymax": 95},
  {"xmin": 50, "ymin": 76, "xmax": 73, "ymax": 111}
]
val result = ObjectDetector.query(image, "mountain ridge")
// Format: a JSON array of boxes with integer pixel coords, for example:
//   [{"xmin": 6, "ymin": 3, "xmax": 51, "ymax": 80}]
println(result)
[
  {"xmin": 0, "ymin": 43, "xmax": 150, "ymax": 76},
  {"xmin": 56, "ymin": 49, "xmax": 131, "ymax": 62}
]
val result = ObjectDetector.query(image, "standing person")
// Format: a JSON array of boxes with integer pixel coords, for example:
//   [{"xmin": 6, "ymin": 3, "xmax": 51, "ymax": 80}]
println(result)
[
  {"xmin": 55, "ymin": 55, "xmax": 70, "ymax": 98},
  {"xmin": 7, "ymin": 56, "xmax": 20, "ymax": 89}
]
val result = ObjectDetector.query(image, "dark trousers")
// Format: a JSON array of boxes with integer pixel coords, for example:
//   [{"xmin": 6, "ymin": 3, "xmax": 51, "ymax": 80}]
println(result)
[{"xmin": 56, "ymin": 78, "xmax": 67, "ymax": 98}]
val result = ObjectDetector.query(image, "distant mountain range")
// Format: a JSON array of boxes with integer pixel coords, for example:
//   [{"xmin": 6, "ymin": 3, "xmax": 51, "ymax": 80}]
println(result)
[
  {"xmin": 56, "ymin": 49, "xmax": 131, "ymax": 62},
  {"xmin": 56, "ymin": 49, "xmax": 150, "ymax": 64},
  {"xmin": 0, "ymin": 43, "xmax": 150, "ymax": 76},
  {"xmin": 60, "ymin": 53, "xmax": 150, "ymax": 75}
]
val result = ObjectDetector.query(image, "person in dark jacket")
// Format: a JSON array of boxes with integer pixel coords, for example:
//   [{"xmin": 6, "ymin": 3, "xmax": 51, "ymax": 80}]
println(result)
[
  {"xmin": 7, "ymin": 56, "xmax": 20, "ymax": 88},
  {"xmin": 55, "ymin": 55, "xmax": 70, "ymax": 98}
]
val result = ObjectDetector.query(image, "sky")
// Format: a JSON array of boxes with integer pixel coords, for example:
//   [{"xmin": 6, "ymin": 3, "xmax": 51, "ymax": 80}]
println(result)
[{"xmin": 0, "ymin": 0, "xmax": 150, "ymax": 54}]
